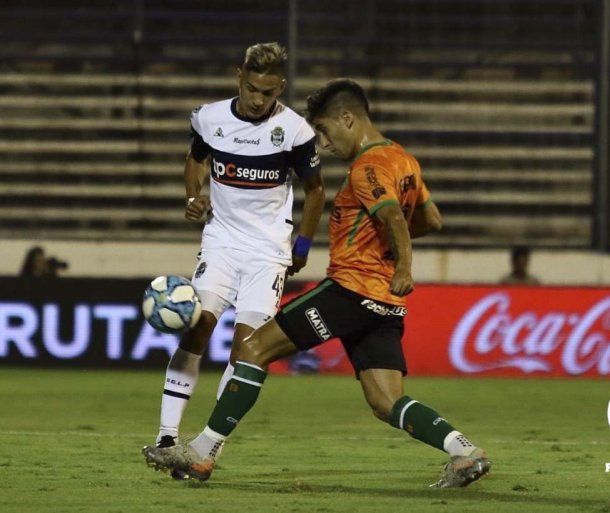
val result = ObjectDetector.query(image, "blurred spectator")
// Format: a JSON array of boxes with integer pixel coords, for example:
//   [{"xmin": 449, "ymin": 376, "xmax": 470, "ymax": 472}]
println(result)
[
  {"xmin": 19, "ymin": 246, "xmax": 48, "ymax": 277},
  {"xmin": 19, "ymin": 246, "xmax": 69, "ymax": 277},
  {"xmin": 500, "ymin": 246, "xmax": 540, "ymax": 285}
]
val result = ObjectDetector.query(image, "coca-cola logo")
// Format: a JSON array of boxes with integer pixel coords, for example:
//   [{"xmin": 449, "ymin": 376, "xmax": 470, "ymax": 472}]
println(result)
[{"xmin": 449, "ymin": 293, "xmax": 610, "ymax": 375}]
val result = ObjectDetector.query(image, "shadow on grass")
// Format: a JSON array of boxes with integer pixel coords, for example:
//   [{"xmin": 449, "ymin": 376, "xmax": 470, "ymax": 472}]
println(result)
[{"xmin": 192, "ymin": 479, "xmax": 606, "ymax": 509}]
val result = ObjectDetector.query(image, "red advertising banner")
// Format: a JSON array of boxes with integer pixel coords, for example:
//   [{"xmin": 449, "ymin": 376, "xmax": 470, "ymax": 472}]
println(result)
[{"xmin": 271, "ymin": 283, "xmax": 610, "ymax": 378}]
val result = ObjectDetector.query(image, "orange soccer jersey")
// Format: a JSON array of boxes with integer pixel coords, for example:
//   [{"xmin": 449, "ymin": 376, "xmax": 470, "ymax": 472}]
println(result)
[{"xmin": 327, "ymin": 140, "xmax": 430, "ymax": 306}]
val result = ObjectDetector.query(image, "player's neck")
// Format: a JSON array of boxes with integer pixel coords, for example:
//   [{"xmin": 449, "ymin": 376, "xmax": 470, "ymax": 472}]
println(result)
[{"xmin": 358, "ymin": 123, "xmax": 387, "ymax": 149}]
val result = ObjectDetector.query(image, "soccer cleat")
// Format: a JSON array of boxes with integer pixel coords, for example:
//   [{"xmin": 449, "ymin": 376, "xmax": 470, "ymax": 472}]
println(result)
[
  {"xmin": 429, "ymin": 447, "xmax": 491, "ymax": 488},
  {"xmin": 155, "ymin": 435, "xmax": 189, "ymax": 480},
  {"xmin": 142, "ymin": 443, "xmax": 215, "ymax": 482}
]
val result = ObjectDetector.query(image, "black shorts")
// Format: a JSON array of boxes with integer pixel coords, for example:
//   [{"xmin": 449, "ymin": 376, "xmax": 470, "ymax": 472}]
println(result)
[{"xmin": 275, "ymin": 279, "xmax": 407, "ymax": 375}]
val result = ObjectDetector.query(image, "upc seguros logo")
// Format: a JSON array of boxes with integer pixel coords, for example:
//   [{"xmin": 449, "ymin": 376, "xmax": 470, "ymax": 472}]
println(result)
[{"xmin": 212, "ymin": 158, "xmax": 280, "ymax": 182}]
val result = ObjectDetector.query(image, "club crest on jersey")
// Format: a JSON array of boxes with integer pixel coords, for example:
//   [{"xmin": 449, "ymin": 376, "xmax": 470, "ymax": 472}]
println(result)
[
  {"xmin": 270, "ymin": 126, "xmax": 285, "ymax": 147},
  {"xmin": 194, "ymin": 261, "xmax": 207, "ymax": 278},
  {"xmin": 310, "ymin": 153, "xmax": 320, "ymax": 168},
  {"xmin": 214, "ymin": 127, "xmax": 224, "ymax": 138}
]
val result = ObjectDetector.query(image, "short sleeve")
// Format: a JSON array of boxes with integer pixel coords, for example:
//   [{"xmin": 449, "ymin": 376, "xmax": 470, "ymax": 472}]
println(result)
[
  {"xmin": 288, "ymin": 120, "xmax": 321, "ymax": 179},
  {"xmin": 190, "ymin": 105, "xmax": 205, "ymax": 138},
  {"xmin": 189, "ymin": 105, "xmax": 211, "ymax": 162},
  {"xmin": 350, "ymin": 164, "xmax": 399, "ymax": 215}
]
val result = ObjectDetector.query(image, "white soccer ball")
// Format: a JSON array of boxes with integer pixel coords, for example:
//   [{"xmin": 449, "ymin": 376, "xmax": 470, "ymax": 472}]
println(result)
[{"xmin": 142, "ymin": 275, "xmax": 202, "ymax": 334}]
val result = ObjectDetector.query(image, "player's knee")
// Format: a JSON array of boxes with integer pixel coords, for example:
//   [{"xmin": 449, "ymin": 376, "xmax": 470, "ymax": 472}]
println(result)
[
  {"xmin": 179, "ymin": 311, "xmax": 216, "ymax": 354},
  {"xmin": 235, "ymin": 330, "xmax": 267, "ymax": 366},
  {"xmin": 365, "ymin": 395, "xmax": 394, "ymax": 423}
]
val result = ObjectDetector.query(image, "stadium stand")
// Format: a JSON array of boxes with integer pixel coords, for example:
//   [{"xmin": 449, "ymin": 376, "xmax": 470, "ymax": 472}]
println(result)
[{"xmin": 0, "ymin": 0, "xmax": 599, "ymax": 247}]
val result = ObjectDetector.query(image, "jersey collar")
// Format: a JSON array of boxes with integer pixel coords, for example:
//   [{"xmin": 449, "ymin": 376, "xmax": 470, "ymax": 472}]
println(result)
[
  {"xmin": 230, "ymin": 97, "xmax": 277, "ymax": 123},
  {"xmin": 352, "ymin": 139, "xmax": 393, "ymax": 162}
]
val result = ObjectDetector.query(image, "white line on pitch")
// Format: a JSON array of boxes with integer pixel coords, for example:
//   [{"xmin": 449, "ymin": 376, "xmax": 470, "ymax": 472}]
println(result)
[{"xmin": 0, "ymin": 430, "xmax": 606, "ymax": 446}]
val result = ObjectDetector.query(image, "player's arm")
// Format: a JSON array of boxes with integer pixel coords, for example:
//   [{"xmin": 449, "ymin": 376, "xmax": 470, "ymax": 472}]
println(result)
[
  {"xmin": 184, "ymin": 152, "xmax": 211, "ymax": 221},
  {"xmin": 288, "ymin": 171, "xmax": 325, "ymax": 275},
  {"xmin": 409, "ymin": 199, "xmax": 442, "ymax": 239},
  {"xmin": 375, "ymin": 203, "xmax": 414, "ymax": 296},
  {"xmin": 288, "ymin": 130, "xmax": 325, "ymax": 275},
  {"xmin": 185, "ymin": 112, "xmax": 212, "ymax": 221}
]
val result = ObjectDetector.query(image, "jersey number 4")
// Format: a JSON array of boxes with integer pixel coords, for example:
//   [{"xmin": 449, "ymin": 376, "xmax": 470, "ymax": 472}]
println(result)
[{"xmin": 272, "ymin": 273, "xmax": 285, "ymax": 308}]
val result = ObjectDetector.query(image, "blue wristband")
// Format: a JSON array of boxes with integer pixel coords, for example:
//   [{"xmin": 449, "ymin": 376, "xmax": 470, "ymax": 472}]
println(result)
[{"xmin": 293, "ymin": 235, "xmax": 312, "ymax": 258}]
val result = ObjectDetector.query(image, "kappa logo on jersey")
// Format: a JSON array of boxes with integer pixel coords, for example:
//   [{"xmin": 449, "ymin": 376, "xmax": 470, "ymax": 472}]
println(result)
[
  {"xmin": 305, "ymin": 308, "xmax": 332, "ymax": 341},
  {"xmin": 212, "ymin": 158, "xmax": 281, "ymax": 182},
  {"xmin": 214, "ymin": 127, "xmax": 224, "ymax": 137},
  {"xmin": 271, "ymin": 126, "xmax": 285, "ymax": 147}
]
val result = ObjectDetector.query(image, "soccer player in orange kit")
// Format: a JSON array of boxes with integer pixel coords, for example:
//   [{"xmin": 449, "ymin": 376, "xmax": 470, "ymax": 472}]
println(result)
[{"xmin": 143, "ymin": 79, "xmax": 491, "ymax": 489}]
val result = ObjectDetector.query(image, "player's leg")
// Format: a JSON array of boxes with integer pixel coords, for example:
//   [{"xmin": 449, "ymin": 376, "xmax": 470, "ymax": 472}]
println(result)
[
  {"xmin": 201, "ymin": 315, "xmax": 270, "ymax": 463},
  {"xmin": 351, "ymin": 316, "xmax": 490, "ymax": 487},
  {"xmin": 157, "ymin": 306, "xmax": 219, "ymax": 445},
  {"xmin": 359, "ymin": 366, "xmax": 466, "ymax": 452},
  {"xmin": 143, "ymin": 279, "xmax": 347, "ymax": 479},
  {"xmin": 156, "ymin": 249, "xmax": 236, "ymax": 446},
  {"xmin": 214, "ymin": 261, "xmax": 286, "ymax": 400},
  {"xmin": 144, "ymin": 318, "xmax": 298, "ymax": 480},
  {"xmin": 216, "ymin": 316, "xmax": 270, "ymax": 400}
]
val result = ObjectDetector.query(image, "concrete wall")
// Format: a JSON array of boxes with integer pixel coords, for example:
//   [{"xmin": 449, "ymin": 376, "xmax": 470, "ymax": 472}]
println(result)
[{"xmin": 3, "ymin": 238, "xmax": 610, "ymax": 285}]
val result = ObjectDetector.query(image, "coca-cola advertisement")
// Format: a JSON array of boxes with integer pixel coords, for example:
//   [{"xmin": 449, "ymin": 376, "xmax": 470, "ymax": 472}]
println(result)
[
  {"xmin": 2, "ymin": 277, "xmax": 609, "ymax": 377},
  {"xmin": 271, "ymin": 283, "xmax": 610, "ymax": 378}
]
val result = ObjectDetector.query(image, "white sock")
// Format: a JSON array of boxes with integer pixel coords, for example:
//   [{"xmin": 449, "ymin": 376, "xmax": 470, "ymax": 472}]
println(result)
[
  {"xmin": 216, "ymin": 362, "xmax": 235, "ymax": 401},
  {"xmin": 190, "ymin": 426, "xmax": 227, "ymax": 460},
  {"xmin": 443, "ymin": 430, "xmax": 475, "ymax": 457},
  {"xmin": 157, "ymin": 348, "xmax": 201, "ymax": 443}
]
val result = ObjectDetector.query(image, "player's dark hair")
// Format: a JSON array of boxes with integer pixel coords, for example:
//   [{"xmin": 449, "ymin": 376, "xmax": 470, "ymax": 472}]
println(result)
[
  {"xmin": 305, "ymin": 79, "xmax": 370, "ymax": 122},
  {"xmin": 243, "ymin": 42, "xmax": 287, "ymax": 75}
]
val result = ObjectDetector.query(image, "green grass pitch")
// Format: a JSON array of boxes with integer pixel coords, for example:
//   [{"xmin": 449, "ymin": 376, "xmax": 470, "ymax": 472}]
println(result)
[{"xmin": 0, "ymin": 368, "xmax": 608, "ymax": 513}]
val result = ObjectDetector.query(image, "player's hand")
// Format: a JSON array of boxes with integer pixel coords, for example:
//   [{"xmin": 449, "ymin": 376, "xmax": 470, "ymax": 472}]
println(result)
[
  {"xmin": 287, "ymin": 255, "xmax": 307, "ymax": 276},
  {"xmin": 185, "ymin": 195, "xmax": 211, "ymax": 221},
  {"xmin": 390, "ymin": 267, "xmax": 414, "ymax": 296}
]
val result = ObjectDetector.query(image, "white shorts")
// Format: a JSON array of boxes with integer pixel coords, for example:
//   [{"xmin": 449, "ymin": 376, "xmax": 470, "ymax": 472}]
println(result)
[{"xmin": 191, "ymin": 246, "xmax": 286, "ymax": 321}]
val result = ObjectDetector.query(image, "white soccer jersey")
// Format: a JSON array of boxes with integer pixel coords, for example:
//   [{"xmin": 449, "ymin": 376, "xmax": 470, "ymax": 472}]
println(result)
[{"xmin": 189, "ymin": 98, "xmax": 321, "ymax": 264}]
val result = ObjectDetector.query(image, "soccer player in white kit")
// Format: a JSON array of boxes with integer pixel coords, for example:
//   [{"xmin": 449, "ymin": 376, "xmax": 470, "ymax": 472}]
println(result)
[{"xmin": 155, "ymin": 43, "xmax": 325, "ymax": 452}]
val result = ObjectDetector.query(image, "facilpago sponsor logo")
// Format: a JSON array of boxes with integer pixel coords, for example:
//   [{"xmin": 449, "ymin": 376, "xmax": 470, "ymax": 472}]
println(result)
[
  {"xmin": 360, "ymin": 299, "xmax": 406, "ymax": 317},
  {"xmin": 305, "ymin": 308, "xmax": 332, "ymax": 341},
  {"xmin": 212, "ymin": 158, "xmax": 280, "ymax": 181}
]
